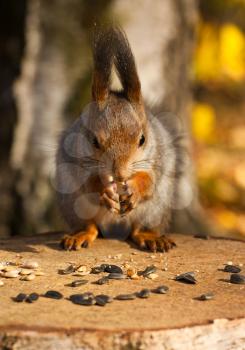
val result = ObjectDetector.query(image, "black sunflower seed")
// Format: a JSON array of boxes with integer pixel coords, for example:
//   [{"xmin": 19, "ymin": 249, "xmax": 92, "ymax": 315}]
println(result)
[
  {"xmin": 95, "ymin": 294, "xmax": 113, "ymax": 306},
  {"xmin": 44, "ymin": 290, "xmax": 63, "ymax": 299},
  {"xmin": 137, "ymin": 289, "xmax": 151, "ymax": 298},
  {"xmin": 108, "ymin": 273, "xmax": 126, "ymax": 280},
  {"xmin": 13, "ymin": 293, "xmax": 27, "ymax": 302},
  {"xmin": 194, "ymin": 234, "xmax": 209, "ymax": 240},
  {"xmin": 94, "ymin": 276, "xmax": 109, "ymax": 285},
  {"xmin": 224, "ymin": 265, "xmax": 241, "ymax": 273},
  {"xmin": 100, "ymin": 264, "xmax": 109, "ymax": 270},
  {"xmin": 196, "ymin": 292, "xmax": 214, "ymax": 301},
  {"xmin": 230, "ymin": 273, "xmax": 245, "ymax": 284},
  {"xmin": 26, "ymin": 293, "xmax": 39, "ymax": 303},
  {"xmin": 58, "ymin": 265, "xmax": 75, "ymax": 275},
  {"xmin": 151, "ymin": 285, "xmax": 169, "ymax": 294},
  {"xmin": 115, "ymin": 293, "xmax": 136, "ymax": 300},
  {"xmin": 81, "ymin": 292, "xmax": 94, "ymax": 299},
  {"xmin": 175, "ymin": 272, "xmax": 196, "ymax": 284},
  {"xmin": 70, "ymin": 294, "xmax": 95, "ymax": 305},
  {"xmin": 139, "ymin": 265, "xmax": 157, "ymax": 277},
  {"xmin": 104, "ymin": 265, "xmax": 123, "ymax": 274},
  {"xmin": 67, "ymin": 280, "xmax": 89, "ymax": 287}
]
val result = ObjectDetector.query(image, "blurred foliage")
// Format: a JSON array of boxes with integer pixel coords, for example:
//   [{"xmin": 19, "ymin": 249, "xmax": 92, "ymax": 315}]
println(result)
[
  {"xmin": 192, "ymin": 0, "xmax": 245, "ymax": 238},
  {"xmin": 194, "ymin": 23, "xmax": 245, "ymax": 81}
]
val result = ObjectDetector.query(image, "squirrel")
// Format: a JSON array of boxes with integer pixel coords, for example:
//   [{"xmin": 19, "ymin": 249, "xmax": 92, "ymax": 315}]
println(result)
[{"xmin": 55, "ymin": 26, "xmax": 186, "ymax": 252}]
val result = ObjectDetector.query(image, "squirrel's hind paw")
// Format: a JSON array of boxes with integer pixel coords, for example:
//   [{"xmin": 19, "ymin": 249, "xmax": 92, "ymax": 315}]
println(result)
[{"xmin": 131, "ymin": 231, "xmax": 176, "ymax": 253}]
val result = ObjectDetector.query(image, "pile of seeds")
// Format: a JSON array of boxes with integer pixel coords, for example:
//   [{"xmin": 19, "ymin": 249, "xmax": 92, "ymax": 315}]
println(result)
[
  {"xmin": 12, "ymin": 285, "xmax": 170, "ymax": 307},
  {"xmin": 13, "ymin": 293, "xmax": 39, "ymax": 303},
  {"xmin": 0, "ymin": 260, "xmax": 45, "ymax": 286},
  {"xmin": 57, "ymin": 263, "xmax": 160, "ymax": 287},
  {"xmin": 222, "ymin": 263, "xmax": 245, "ymax": 285},
  {"xmin": 2, "ymin": 258, "xmax": 244, "ymax": 306}
]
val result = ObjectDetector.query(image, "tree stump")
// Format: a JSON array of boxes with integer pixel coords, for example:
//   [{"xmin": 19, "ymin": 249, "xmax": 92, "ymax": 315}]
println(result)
[{"xmin": 0, "ymin": 233, "xmax": 244, "ymax": 349}]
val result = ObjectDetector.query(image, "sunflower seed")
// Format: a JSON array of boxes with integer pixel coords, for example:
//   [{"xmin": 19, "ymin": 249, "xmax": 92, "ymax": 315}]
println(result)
[
  {"xmin": 26, "ymin": 293, "xmax": 39, "ymax": 303},
  {"xmin": 68, "ymin": 279, "xmax": 89, "ymax": 287},
  {"xmin": 70, "ymin": 294, "xmax": 95, "ymax": 305},
  {"xmin": 151, "ymin": 285, "xmax": 169, "ymax": 294},
  {"xmin": 194, "ymin": 234, "xmax": 209, "ymax": 240},
  {"xmin": 73, "ymin": 271, "xmax": 90, "ymax": 276},
  {"xmin": 115, "ymin": 293, "xmax": 136, "ymax": 300},
  {"xmin": 81, "ymin": 292, "xmax": 94, "ymax": 299},
  {"xmin": 76, "ymin": 265, "xmax": 87, "ymax": 273},
  {"xmin": 196, "ymin": 292, "xmax": 214, "ymax": 301},
  {"xmin": 44, "ymin": 290, "xmax": 63, "ymax": 299},
  {"xmin": 147, "ymin": 273, "xmax": 158, "ymax": 280},
  {"xmin": 104, "ymin": 265, "xmax": 123, "ymax": 274},
  {"xmin": 59, "ymin": 265, "xmax": 75, "ymax": 275},
  {"xmin": 20, "ymin": 269, "xmax": 33, "ymax": 275},
  {"xmin": 175, "ymin": 272, "xmax": 196, "ymax": 284},
  {"xmin": 20, "ymin": 273, "xmax": 35, "ymax": 281},
  {"xmin": 137, "ymin": 289, "xmax": 151, "ymax": 298},
  {"xmin": 224, "ymin": 265, "xmax": 241, "ymax": 273},
  {"xmin": 139, "ymin": 265, "xmax": 157, "ymax": 277},
  {"xmin": 21, "ymin": 261, "xmax": 39, "ymax": 269},
  {"xmin": 94, "ymin": 276, "xmax": 109, "ymax": 285},
  {"xmin": 108, "ymin": 273, "xmax": 126, "ymax": 280},
  {"xmin": 35, "ymin": 271, "xmax": 45, "ymax": 276},
  {"xmin": 230, "ymin": 274, "xmax": 245, "ymax": 284},
  {"xmin": 13, "ymin": 293, "xmax": 27, "ymax": 302},
  {"xmin": 4, "ymin": 270, "xmax": 20, "ymax": 278},
  {"xmin": 95, "ymin": 294, "xmax": 113, "ymax": 306},
  {"xmin": 3, "ymin": 266, "xmax": 17, "ymax": 272}
]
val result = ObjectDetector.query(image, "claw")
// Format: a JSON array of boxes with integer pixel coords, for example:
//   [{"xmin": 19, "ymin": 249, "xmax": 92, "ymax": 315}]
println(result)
[
  {"xmin": 60, "ymin": 227, "xmax": 98, "ymax": 251},
  {"xmin": 131, "ymin": 232, "xmax": 176, "ymax": 253}
]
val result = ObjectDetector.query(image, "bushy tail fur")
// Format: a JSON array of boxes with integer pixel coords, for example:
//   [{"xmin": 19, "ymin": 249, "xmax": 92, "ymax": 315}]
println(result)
[{"xmin": 92, "ymin": 26, "xmax": 141, "ymax": 107}]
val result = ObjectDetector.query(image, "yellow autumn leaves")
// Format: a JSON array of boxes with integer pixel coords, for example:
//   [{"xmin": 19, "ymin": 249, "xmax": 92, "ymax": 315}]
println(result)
[
  {"xmin": 191, "ymin": 20, "xmax": 245, "ymax": 238},
  {"xmin": 194, "ymin": 23, "xmax": 245, "ymax": 82}
]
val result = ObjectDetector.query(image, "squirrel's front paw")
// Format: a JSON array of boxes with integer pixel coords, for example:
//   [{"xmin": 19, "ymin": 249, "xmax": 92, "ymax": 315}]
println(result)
[
  {"xmin": 119, "ymin": 180, "xmax": 140, "ymax": 214},
  {"xmin": 61, "ymin": 233, "xmax": 93, "ymax": 250},
  {"xmin": 100, "ymin": 183, "xmax": 120, "ymax": 214},
  {"xmin": 61, "ymin": 227, "xmax": 98, "ymax": 250}
]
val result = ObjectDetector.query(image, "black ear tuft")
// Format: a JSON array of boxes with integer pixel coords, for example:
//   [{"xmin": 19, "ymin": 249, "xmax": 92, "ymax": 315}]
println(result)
[
  {"xmin": 91, "ymin": 27, "xmax": 114, "ymax": 108},
  {"xmin": 113, "ymin": 27, "xmax": 142, "ymax": 104},
  {"xmin": 91, "ymin": 26, "xmax": 142, "ymax": 108}
]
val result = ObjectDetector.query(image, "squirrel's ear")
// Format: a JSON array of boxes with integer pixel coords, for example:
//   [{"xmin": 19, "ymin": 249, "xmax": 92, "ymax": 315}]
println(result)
[
  {"xmin": 113, "ymin": 27, "xmax": 142, "ymax": 104},
  {"xmin": 92, "ymin": 28, "xmax": 113, "ymax": 109}
]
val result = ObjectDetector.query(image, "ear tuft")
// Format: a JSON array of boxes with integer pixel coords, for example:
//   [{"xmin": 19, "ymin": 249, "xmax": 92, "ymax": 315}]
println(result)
[
  {"xmin": 92, "ymin": 27, "xmax": 114, "ymax": 108},
  {"xmin": 91, "ymin": 26, "xmax": 142, "ymax": 107},
  {"xmin": 113, "ymin": 27, "xmax": 142, "ymax": 104}
]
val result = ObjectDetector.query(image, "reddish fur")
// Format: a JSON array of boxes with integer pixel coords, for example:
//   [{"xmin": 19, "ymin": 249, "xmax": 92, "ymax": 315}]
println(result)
[
  {"xmin": 131, "ymin": 228, "xmax": 176, "ymax": 252},
  {"xmin": 130, "ymin": 171, "xmax": 153, "ymax": 199},
  {"xmin": 61, "ymin": 223, "xmax": 98, "ymax": 250}
]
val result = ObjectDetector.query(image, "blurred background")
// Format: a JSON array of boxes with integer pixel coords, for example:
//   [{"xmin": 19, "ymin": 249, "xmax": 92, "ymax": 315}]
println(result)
[{"xmin": 0, "ymin": 0, "xmax": 244, "ymax": 239}]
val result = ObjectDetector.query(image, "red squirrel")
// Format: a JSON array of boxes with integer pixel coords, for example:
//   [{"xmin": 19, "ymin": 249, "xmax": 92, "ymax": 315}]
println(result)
[{"xmin": 56, "ymin": 27, "xmax": 183, "ymax": 252}]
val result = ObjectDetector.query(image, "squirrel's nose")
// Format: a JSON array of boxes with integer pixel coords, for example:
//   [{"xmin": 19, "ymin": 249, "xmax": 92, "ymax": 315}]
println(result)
[{"xmin": 112, "ymin": 160, "xmax": 128, "ymax": 182}]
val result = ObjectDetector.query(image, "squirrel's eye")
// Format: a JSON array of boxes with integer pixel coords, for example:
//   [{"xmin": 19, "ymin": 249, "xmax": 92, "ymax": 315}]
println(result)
[
  {"xmin": 139, "ymin": 134, "xmax": 145, "ymax": 147},
  {"xmin": 93, "ymin": 137, "xmax": 100, "ymax": 149}
]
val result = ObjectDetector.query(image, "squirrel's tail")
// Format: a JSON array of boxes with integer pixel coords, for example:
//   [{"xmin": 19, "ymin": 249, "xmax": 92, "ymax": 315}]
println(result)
[{"xmin": 92, "ymin": 26, "xmax": 141, "ymax": 107}]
